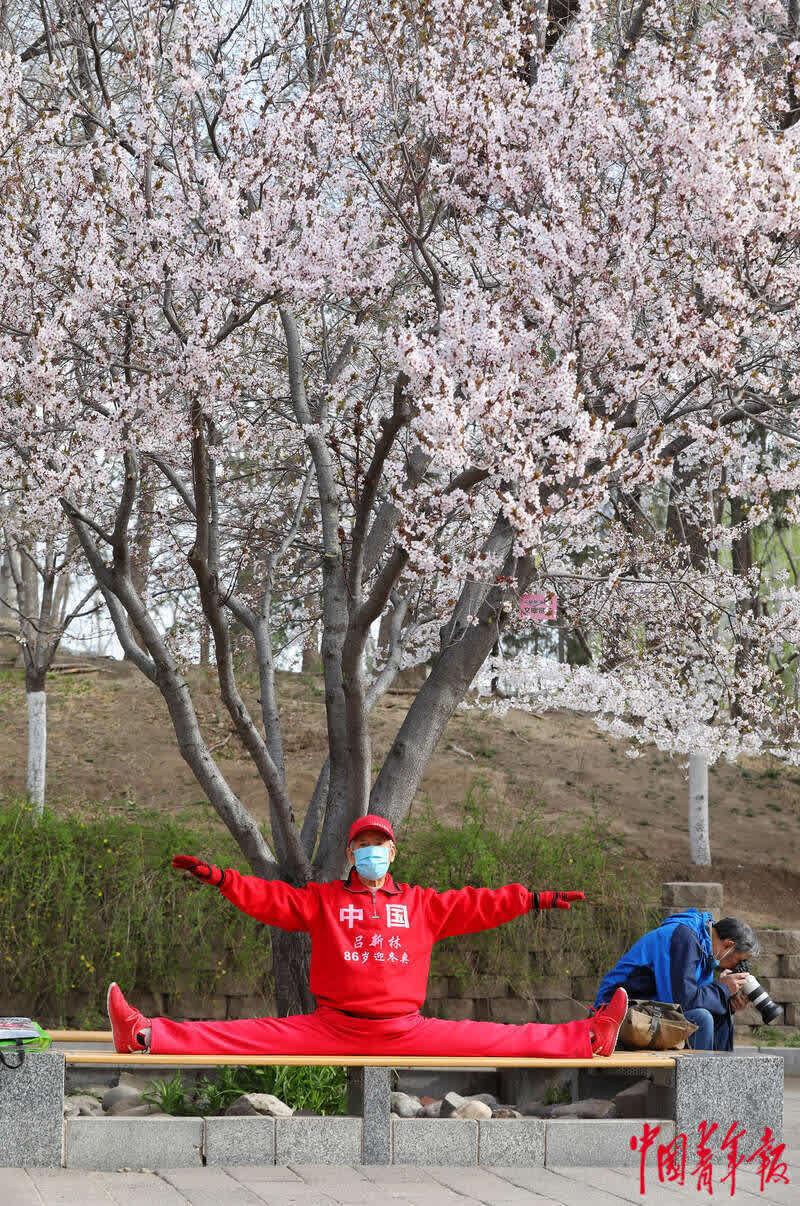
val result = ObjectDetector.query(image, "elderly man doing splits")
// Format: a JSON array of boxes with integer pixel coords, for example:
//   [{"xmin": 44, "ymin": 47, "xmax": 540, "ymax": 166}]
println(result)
[{"xmin": 108, "ymin": 814, "xmax": 627, "ymax": 1058}]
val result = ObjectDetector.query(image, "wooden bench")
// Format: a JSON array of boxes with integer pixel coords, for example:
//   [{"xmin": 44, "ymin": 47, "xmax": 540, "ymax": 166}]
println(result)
[
  {"xmin": 51, "ymin": 1032, "xmax": 680, "ymax": 1070},
  {"xmin": 51, "ymin": 1029, "xmax": 682, "ymax": 1067},
  {"xmin": 48, "ymin": 1029, "xmax": 681, "ymax": 1165},
  {"xmin": 23, "ymin": 1031, "xmax": 782, "ymax": 1168}
]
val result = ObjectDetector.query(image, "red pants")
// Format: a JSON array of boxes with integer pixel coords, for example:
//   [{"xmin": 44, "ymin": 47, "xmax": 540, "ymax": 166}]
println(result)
[{"xmin": 150, "ymin": 1005, "xmax": 593, "ymax": 1058}]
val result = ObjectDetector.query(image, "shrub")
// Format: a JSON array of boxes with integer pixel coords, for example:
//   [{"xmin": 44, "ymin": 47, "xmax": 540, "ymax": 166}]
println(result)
[
  {"xmin": 0, "ymin": 779, "xmax": 656, "ymax": 1022},
  {"xmin": 0, "ymin": 798, "xmax": 267, "ymax": 1023},
  {"xmin": 393, "ymin": 778, "xmax": 658, "ymax": 997}
]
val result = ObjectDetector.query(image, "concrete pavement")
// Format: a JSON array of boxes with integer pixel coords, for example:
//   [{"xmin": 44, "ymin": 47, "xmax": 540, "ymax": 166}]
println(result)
[
  {"xmin": 1, "ymin": 1156, "xmax": 797, "ymax": 1205},
  {"xmin": 1, "ymin": 1084, "xmax": 797, "ymax": 1204}
]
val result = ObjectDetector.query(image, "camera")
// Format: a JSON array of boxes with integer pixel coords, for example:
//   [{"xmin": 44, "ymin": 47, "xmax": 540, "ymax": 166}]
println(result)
[{"xmin": 733, "ymin": 961, "xmax": 783, "ymax": 1024}]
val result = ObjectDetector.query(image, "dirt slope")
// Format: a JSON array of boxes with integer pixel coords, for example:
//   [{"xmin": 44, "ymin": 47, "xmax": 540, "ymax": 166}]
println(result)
[{"xmin": 0, "ymin": 657, "xmax": 798, "ymax": 927}]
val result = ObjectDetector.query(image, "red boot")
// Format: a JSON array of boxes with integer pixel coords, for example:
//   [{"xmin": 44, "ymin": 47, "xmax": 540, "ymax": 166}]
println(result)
[
  {"xmin": 107, "ymin": 982, "xmax": 151, "ymax": 1054},
  {"xmin": 589, "ymin": 987, "xmax": 628, "ymax": 1056}
]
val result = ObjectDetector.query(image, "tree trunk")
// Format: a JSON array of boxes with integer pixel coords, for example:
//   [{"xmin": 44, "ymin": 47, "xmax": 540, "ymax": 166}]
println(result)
[
  {"xmin": 730, "ymin": 497, "xmax": 757, "ymax": 721},
  {"xmin": 0, "ymin": 553, "xmax": 14, "ymax": 624},
  {"xmin": 270, "ymin": 928, "xmax": 315, "ymax": 1016},
  {"xmin": 688, "ymin": 752, "xmax": 711, "ymax": 866},
  {"xmin": 301, "ymin": 622, "xmax": 322, "ymax": 674},
  {"xmin": 199, "ymin": 620, "xmax": 210, "ymax": 667},
  {"xmin": 26, "ymin": 686, "xmax": 47, "ymax": 819},
  {"xmin": 490, "ymin": 638, "xmax": 500, "ymax": 695}
]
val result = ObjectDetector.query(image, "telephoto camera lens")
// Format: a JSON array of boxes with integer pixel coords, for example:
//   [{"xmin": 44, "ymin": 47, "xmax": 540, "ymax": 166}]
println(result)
[{"xmin": 734, "ymin": 961, "xmax": 783, "ymax": 1024}]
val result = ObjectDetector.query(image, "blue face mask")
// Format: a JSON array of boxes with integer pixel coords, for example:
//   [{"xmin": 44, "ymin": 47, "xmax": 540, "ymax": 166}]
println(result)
[
  {"xmin": 354, "ymin": 846, "xmax": 391, "ymax": 880},
  {"xmin": 710, "ymin": 943, "xmax": 734, "ymax": 971}
]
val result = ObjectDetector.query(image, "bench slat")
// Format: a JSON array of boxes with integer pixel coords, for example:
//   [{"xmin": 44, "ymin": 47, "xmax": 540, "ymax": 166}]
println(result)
[
  {"xmin": 62, "ymin": 1050, "xmax": 678, "ymax": 1068},
  {"xmin": 49, "ymin": 1030, "xmax": 112, "ymax": 1042}
]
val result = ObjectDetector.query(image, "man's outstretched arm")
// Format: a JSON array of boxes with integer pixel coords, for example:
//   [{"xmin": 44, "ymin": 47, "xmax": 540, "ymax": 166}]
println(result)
[
  {"xmin": 426, "ymin": 884, "xmax": 585, "ymax": 941},
  {"xmin": 172, "ymin": 855, "xmax": 318, "ymax": 931}
]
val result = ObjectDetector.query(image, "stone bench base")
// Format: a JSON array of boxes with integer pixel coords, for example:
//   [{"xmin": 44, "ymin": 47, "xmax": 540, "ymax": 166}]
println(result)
[
  {"xmin": 0, "ymin": 1049, "xmax": 63, "ymax": 1167},
  {"xmin": 64, "ymin": 1114, "xmax": 667, "ymax": 1169},
  {"xmin": 0, "ymin": 1051, "xmax": 784, "ymax": 1169}
]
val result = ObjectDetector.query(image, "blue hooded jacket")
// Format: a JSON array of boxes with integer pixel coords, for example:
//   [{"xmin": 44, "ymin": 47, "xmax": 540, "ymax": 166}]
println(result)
[{"xmin": 595, "ymin": 908, "xmax": 731, "ymax": 1017}]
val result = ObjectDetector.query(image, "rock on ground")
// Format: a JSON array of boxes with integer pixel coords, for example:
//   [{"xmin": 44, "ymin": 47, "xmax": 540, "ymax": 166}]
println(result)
[
  {"xmin": 102, "ymin": 1084, "xmax": 143, "ymax": 1111},
  {"xmin": 106, "ymin": 1097, "xmax": 151, "ymax": 1116},
  {"xmin": 102, "ymin": 1103, "xmax": 167, "ymax": 1117},
  {"xmin": 547, "ymin": 1098, "xmax": 617, "ymax": 1119},
  {"xmin": 225, "ymin": 1092, "xmax": 293, "ymax": 1117},
  {"xmin": 439, "ymin": 1092, "xmax": 468, "ymax": 1118},
  {"xmin": 613, "ymin": 1079, "xmax": 650, "ymax": 1118},
  {"xmin": 391, "ymin": 1092, "xmax": 422, "ymax": 1118},
  {"xmin": 63, "ymin": 1094, "xmax": 103, "ymax": 1118},
  {"xmin": 118, "ymin": 1070, "xmax": 162, "ymax": 1093},
  {"xmin": 452, "ymin": 1100, "xmax": 493, "ymax": 1120}
]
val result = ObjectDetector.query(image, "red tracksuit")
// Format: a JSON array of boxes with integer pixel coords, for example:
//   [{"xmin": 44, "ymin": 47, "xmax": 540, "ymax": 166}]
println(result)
[{"xmin": 150, "ymin": 869, "xmax": 592, "ymax": 1057}]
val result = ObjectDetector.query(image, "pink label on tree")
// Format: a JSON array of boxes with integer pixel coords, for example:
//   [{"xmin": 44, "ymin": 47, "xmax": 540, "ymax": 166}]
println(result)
[{"xmin": 519, "ymin": 592, "xmax": 558, "ymax": 621}]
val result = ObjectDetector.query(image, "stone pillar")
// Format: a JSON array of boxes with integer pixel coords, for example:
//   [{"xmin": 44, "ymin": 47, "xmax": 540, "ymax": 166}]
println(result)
[
  {"xmin": 674, "ymin": 1053, "xmax": 783, "ymax": 1158},
  {"xmin": 351, "ymin": 1066, "xmax": 392, "ymax": 1164},
  {"xmin": 661, "ymin": 883, "xmax": 723, "ymax": 915},
  {"xmin": 0, "ymin": 1049, "xmax": 64, "ymax": 1167}
]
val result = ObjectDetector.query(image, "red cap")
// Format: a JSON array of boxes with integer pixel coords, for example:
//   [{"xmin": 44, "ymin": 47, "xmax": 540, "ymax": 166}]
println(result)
[{"xmin": 348, "ymin": 814, "xmax": 395, "ymax": 844}]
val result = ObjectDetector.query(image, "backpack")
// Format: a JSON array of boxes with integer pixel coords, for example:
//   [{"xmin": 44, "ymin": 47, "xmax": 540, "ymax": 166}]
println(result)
[
  {"xmin": 618, "ymin": 1000, "xmax": 699, "ymax": 1051},
  {"xmin": 0, "ymin": 1017, "xmax": 52, "ymax": 1072}
]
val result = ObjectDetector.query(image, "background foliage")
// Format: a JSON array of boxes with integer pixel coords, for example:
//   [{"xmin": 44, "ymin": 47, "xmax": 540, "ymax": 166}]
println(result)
[
  {"xmin": 0, "ymin": 799, "xmax": 269, "ymax": 1026},
  {"xmin": 394, "ymin": 779, "xmax": 660, "ymax": 997},
  {"xmin": 1, "ymin": 782, "xmax": 657, "ymax": 1023}
]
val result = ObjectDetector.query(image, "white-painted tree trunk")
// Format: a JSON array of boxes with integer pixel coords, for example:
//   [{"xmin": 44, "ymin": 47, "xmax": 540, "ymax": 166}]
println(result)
[
  {"xmin": 689, "ymin": 752, "xmax": 711, "ymax": 866},
  {"xmin": 26, "ymin": 689, "xmax": 47, "ymax": 818}
]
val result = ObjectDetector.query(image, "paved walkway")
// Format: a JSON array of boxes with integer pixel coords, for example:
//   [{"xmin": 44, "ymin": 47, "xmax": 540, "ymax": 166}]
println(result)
[
  {"xmin": 1, "ymin": 1155, "xmax": 797, "ymax": 1205},
  {"xmin": 2, "ymin": 1086, "xmax": 797, "ymax": 1204}
]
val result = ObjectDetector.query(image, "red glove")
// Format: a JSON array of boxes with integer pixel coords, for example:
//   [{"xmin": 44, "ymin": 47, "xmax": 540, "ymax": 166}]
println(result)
[
  {"xmin": 172, "ymin": 854, "xmax": 226, "ymax": 888},
  {"xmin": 533, "ymin": 890, "xmax": 585, "ymax": 911}
]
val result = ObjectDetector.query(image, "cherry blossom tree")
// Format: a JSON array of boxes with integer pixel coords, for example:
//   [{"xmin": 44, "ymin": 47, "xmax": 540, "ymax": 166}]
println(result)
[
  {"xmin": 0, "ymin": 521, "xmax": 99, "ymax": 814},
  {"xmin": 2, "ymin": 0, "xmax": 800, "ymax": 1004}
]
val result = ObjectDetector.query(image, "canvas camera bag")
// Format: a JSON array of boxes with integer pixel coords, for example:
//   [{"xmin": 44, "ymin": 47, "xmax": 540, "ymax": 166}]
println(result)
[{"xmin": 618, "ymin": 1000, "xmax": 699, "ymax": 1050}]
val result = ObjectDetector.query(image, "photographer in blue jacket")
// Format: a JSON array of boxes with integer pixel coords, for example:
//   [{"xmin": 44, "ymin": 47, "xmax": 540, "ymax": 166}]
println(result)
[{"xmin": 594, "ymin": 910, "xmax": 758, "ymax": 1051}]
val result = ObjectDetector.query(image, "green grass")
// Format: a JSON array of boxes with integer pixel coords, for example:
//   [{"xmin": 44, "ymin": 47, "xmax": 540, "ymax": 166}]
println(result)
[
  {"xmin": 751, "ymin": 1027, "xmax": 800, "ymax": 1048},
  {"xmin": 543, "ymin": 1081, "xmax": 572, "ymax": 1106}
]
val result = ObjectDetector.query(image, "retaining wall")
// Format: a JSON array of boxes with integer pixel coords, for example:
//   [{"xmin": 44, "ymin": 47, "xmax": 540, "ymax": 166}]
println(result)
[
  {"xmin": 11, "ymin": 885, "xmax": 800, "ymax": 1035},
  {"xmin": 62, "ymin": 1114, "xmax": 672, "ymax": 1170}
]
